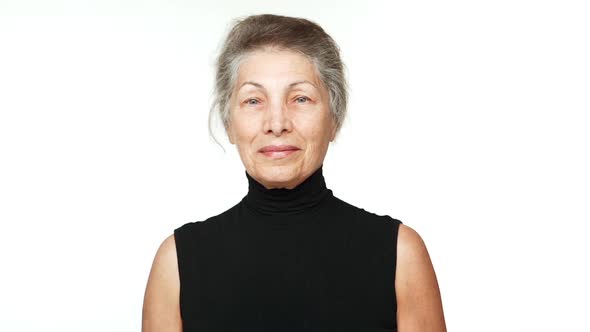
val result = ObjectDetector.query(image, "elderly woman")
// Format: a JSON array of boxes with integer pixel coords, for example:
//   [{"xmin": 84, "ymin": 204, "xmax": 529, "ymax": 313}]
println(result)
[{"xmin": 142, "ymin": 14, "xmax": 446, "ymax": 332}]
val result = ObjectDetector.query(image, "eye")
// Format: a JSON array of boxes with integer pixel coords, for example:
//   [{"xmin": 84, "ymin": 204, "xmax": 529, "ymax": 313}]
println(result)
[
  {"xmin": 245, "ymin": 98, "xmax": 260, "ymax": 105},
  {"xmin": 295, "ymin": 96, "xmax": 310, "ymax": 103}
]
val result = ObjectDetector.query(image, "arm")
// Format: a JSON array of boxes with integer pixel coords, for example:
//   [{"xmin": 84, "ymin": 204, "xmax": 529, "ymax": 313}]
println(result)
[
  {"xmin": 396, "ymin": 224, "xmax": 447, "ymax": 331},
  {"xmin": 142, "ymin": 234, "xmax": 183, "ymax": 332}
]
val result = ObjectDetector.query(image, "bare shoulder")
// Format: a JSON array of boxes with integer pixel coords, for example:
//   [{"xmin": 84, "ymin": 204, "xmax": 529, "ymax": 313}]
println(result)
[
  {"xmin": 397, "ymin": 224, "xmax": 429, "ymax": 263},
  {"xmin": 153, "ymin": 234, "xmax": 179, "ymax": 272},
  {"xmin": 395, "ymin": 224, "xmax": 447, "ymax": 331},
  {"xmin": 142, "ymin": 234, "xmax": 182, "ymax": 332}
]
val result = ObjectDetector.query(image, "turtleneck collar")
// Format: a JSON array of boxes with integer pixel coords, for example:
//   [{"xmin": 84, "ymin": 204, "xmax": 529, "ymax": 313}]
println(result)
[{"xmin": 242, "ymin": 164, "xmax": 333, "ymax": 216}]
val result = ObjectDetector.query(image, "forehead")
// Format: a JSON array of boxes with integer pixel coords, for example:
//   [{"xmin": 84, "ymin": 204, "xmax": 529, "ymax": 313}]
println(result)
[{"xmin": 236, "ymin": 49, "xmax": 321, "ymax": 88}]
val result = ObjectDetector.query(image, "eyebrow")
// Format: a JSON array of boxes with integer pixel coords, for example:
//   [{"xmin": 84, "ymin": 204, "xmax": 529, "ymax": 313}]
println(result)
[{"xmin": 239, "ymin": 80, "xmax": 317, "ymax": 91}]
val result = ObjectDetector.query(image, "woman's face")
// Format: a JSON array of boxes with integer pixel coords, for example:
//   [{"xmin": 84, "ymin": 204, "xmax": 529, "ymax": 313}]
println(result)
[{"xmin": 227, "ymin": 48, "xmax": 336, "ymax": 189}]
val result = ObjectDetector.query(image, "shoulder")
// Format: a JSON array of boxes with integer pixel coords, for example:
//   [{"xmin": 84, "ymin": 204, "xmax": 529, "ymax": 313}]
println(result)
[
  {"xmin": 395, "ymin": 224, "xmax": 447, "ymax": 330},
  {"xmin": 145, "ymin": 233, "xmax": 179, "ymax": 295},
  {"xmin": 396, "ymin": 224, "xmax": 435, "ymax": 287},
  {"xmin": 142, "ymin": 233, "xmax": 182, "ymax": 331},
  {"xmin": 174, "ymin": 201, "xmax": 242, "ymax": 237},
  {"xmin": 397, "ymin": 224, "xmax": 428, "ymax": 262},
  {"xmin": 155, "ymin": 233, "xmax": 178, "ymax": 266},
  {"xmin": 332, "ymin": 195, "xmax": 403, "ymax": 228},
  {"xmin": 158, "ymin": 233, "xmax": 178, "ymax": 260}
]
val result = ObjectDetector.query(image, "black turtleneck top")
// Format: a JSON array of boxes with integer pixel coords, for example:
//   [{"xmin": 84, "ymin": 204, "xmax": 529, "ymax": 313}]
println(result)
[{"xmin": 174, "ymin": 165, "xmax": 403, "ymax": 331}]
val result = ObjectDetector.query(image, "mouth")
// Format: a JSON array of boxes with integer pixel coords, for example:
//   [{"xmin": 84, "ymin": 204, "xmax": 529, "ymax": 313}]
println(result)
[{"xmin": 258, "ymin": 145, "xmax": 301, "ymax": 159}]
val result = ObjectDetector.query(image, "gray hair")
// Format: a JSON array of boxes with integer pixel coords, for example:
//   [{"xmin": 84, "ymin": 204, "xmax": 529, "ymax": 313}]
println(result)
[{"xmin": 207, "ymin": 14, "xmax": 349, "ymax": 151}]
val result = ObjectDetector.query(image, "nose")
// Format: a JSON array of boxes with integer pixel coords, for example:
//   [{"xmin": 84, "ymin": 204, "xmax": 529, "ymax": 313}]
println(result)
[{"xmin": 263, "ymin": 100, "xmax": 293, "ymax": 136}]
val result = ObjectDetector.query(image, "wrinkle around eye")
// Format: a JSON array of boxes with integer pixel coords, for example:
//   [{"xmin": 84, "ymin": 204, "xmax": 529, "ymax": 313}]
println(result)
[
  {"xmin": 244, "ymin": 98, "xmax": 262, "ymax": 105},
  {"xmin": 294, "ymin": 96, "xmax": 312, "ymax": 104}
]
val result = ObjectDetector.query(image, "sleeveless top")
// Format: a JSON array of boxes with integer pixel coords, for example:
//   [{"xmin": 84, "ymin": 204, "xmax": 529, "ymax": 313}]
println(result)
[{"xmin": 174, "ymin": 165, "xmax": 403, "ymax": 331}]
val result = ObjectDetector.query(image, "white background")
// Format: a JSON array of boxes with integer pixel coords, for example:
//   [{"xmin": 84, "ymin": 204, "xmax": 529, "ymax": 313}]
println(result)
[{"xmin": 1, "ymin": 1, "xmax": 589, "ymax": 331}]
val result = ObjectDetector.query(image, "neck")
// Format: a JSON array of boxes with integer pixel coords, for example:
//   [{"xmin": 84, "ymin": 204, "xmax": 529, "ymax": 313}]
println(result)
[{"xmin": 243, "ymin": 165, "xmax": 332, "ymax": 216}]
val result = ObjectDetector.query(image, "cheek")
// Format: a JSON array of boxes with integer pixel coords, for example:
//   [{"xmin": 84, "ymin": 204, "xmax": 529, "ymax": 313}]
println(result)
[
  {"xmin": 230, "ymin": 121, "xmax": 260, "ymax": 155},
  {"xmin": 231, "ymin": 117, "xmax": 256, "ymax": 140},
  {"xmin": 301, "ymin": 115, "xmax": 332, "ymax": 143},
  {"xmin": 300, "ymin": 127, "xmax": 330, "ymax": 155}
]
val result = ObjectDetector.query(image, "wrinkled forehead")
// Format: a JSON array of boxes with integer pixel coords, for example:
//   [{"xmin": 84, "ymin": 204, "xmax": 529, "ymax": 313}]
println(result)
[{"xmin": 234, "ymin": 48, "xmax": 323, "ymax": 91}]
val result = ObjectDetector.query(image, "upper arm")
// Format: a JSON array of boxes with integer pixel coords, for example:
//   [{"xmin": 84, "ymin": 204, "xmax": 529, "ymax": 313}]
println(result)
[
  {"xmin": 142, "ymin": 234, "xmax": 182, "ymax": 332},
  {"xmin": 395, "ymin": 224, "xmax": 447, "ymax": 332}
]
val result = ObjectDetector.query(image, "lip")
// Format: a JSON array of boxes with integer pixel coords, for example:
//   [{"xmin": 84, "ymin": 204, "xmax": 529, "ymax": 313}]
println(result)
[
  {"xmin": 259, "ymin": 145, "xmax": 301, "ymax": 152},
  {"xmin": 259, "ymin": 145, "xmax": 301, "ymax": 159}
]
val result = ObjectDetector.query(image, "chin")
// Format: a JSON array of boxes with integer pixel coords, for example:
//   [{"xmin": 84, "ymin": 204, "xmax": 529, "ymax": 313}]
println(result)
[{"xmin": 256, "ymin": 164, "xmax": 302, "ymax": 187}]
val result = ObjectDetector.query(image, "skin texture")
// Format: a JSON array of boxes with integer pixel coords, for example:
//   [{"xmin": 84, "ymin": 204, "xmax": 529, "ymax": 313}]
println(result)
[
  {"xmin": 226, "ymin": 48, "xmax": 337, "ymax": 190},
  {"xmin": 142, "ymin": 48, "xmax": 447, "ymax": 331}
]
